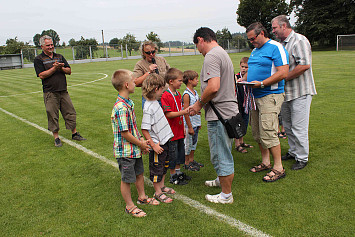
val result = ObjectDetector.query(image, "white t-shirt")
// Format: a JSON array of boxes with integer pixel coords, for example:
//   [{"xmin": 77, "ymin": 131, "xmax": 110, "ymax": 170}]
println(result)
[{"xmin": 141, "ymin": 100, "xmax": 174, "ymax": 146}]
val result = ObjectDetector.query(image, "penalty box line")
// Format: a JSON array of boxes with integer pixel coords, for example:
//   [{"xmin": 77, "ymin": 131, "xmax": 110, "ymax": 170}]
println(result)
[{"xmin": 0, "ymin": 107, "xmax": 271, "ymax": 237}]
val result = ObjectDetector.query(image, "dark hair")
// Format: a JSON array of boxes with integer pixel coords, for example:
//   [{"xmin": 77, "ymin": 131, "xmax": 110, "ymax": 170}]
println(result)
[
  {"xmin": 165, "ymin": 68, "xmax": 183, "ymax": 84},
  {"xmin": 183, "ymin": 70, "xmax": 198, "ymax": 85},
  {"xmin": 193, "ymin": 27, "xmax": 217, "ymax": 44},
  {"xmin": 246, "ymin": 22, "xmax": 268, "ymax": 38}
]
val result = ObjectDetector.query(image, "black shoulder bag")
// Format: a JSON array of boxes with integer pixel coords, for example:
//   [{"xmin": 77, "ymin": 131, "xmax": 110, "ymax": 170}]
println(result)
[{"xmin": 209, "ymin": 102, "xmax": 247, "ymax": 139}]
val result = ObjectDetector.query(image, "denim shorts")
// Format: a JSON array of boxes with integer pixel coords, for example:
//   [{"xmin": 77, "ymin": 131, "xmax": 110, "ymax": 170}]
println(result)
[
  {"xmin": 184, "ymin": 126, "xmax": 199, "ymax": 155},
  {"xmin": 207, "ymin": 120, "xmax": 235, "ymax": 176},
  {"xmin": 168, "ymin": 138, "xmax": 185, "ymax": 169},
  {"xmin": 116, "ymin": 157, "xmax": 144, "ymax": 183}
]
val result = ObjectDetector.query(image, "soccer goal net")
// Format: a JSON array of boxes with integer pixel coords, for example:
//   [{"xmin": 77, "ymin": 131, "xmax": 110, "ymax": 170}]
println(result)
[{"xmin": 337, "ymin": 34, "xmax": 355, "ymax": 51}]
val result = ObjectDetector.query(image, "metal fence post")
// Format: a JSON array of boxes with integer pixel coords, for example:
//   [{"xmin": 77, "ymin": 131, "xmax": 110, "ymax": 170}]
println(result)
[
  {"xmin": 121, "ymin": 45, "xmax": 123, "ymax": 59},
  {"xmin": 105, "ymin": 44, "xmax": 108, "ymax": 61},
  {"xmin": 169, "ymin": 42, "xmax": 171, "ymax": 56},
  {"xmin": 182, "ymin": 42, "xmax": 184, "ymax": 55},
  {"xmin": 89, "ymin": 46, "xmax": 92, "ymax": 62},
  {"xmin": 125, "ymin": 44, "xmax": 128, "ymax": 58},
  {"xmin": 72, "ymin": 46, "xmax": 75, "ymax": 63}
]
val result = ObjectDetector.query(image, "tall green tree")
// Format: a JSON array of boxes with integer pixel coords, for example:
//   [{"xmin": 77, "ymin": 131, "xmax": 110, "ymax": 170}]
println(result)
[
  {"xmin": 41, "ymin": 29, "xmax": 60, "ymax": 46},
  {"xmin": 68, "ymin": 38, "xmax": 76, "ymax": 47},
  {"xmin": 216, "ymin": 28, "xmax": 232, "ymax": 49},
  {"xmin": 146, "ymin": 31, "xmax": 163, "ymax": 51},
  {"xmin": 119, "ymin": 33, "xmax": 139, "ymax": 56},
  {"xmin": 291, "ymin": 0, "xmax": 355, "ymax": 47},
  {"xmin": 74, "ymin": 37, "xmax": 98, "ymax": 59},
  {"xmin": 109, "ymin": 38, "xmax": 119, "ymax": 48},
  {"xmin": 236, "ymin": 0, "xmax": 291, "ymax": 36},
  {"xmin": 4, "ymin": 37, "xmax": 25, "ymax": 54},
  {"xmin": 33, "ymin": 34, "xmax": 41, "ymax": 47}
]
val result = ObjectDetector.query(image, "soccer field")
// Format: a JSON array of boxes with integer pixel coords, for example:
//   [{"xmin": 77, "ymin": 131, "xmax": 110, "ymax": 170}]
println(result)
[{"xmin": 0, "ymin": 51, "xmax": 354, "ymax": 236}]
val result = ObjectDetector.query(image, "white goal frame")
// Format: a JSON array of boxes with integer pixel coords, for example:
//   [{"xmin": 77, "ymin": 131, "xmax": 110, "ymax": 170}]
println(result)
[{"xmin": 337, "ymin": 34, "xmax": 355, "ymax": 51}]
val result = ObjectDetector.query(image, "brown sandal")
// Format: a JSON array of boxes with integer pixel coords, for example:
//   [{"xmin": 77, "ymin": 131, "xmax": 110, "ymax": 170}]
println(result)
[
  {"xmin": 125, "ymin": 206, "xmax": 146, "ymax": 217},
  {"xmin": 262, "ymin": 168, "xmax": 286, "ymax": 182},
  {"xmin": 154, "ymin": 193, "xmax": 173, "ymax": 203},
  {"xmin": 161, "ymin": 186, "xmax": 175, "ymax": 194},
  {"xmin": 236, "ymin": 145, "xmax": 247, "ymax": 153},
  {"xmin": 137, "ymin": 196, "xmax": 160, "ymax": 205},
  {"xmin": 249, "ymin": 163, "xmax": 272, "ymax": 173}
]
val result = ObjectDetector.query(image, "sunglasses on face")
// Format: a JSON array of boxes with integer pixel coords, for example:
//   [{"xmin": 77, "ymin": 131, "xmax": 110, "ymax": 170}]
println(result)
[
  {"xmin": 144, "ymin": 50, "xmax": 156, "ymax": 55},
  {"xmin": 248, "ymin": 32, "xmax": 260, "ymax": 42}
]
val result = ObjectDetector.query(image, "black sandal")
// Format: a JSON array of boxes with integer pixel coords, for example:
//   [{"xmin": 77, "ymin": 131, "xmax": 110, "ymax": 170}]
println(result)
[
  {"xmin": 235, "ymin": 145, "xmax": 247, "ymax": 153},
  {"xmin": 240, "ymin": 143, "xmax": 254, "ymax": 148}
]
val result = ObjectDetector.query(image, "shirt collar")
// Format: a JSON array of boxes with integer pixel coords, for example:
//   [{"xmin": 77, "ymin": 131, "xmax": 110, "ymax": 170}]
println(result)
[
  {"xmin": 117, "ymin": 94, "xmax": 133, "ymax": 108},
  {"xmin": 284, "ymin": 30, "xmax": 295, "ymax": 44}
]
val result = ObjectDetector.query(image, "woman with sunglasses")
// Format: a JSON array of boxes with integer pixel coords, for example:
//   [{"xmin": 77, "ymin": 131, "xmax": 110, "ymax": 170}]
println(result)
[{"xmin": 133, "ymin": 41, "xmax": 170, "ymax": 107}]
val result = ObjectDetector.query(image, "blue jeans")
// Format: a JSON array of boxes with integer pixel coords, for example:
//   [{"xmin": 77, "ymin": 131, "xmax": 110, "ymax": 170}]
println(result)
[
  {"xmin": 168, "ymin": 138, "xmax": 185, "ymax": 169},
  {"xmin": 207, "ymin": 120, "xmax": 234, "ymax": 176}
]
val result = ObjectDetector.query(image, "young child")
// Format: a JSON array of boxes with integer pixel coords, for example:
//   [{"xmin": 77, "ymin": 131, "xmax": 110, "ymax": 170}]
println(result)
[
  {"xmin": 234, "ymin": 57, "xmax": 254, "ymax": 153},
  {"xmin": 161, "ymin": 68, "xmax": 190, "ymax": 185},
  {"xmin": 111, "ymin": 69, "xmax": 158, "ymax": 218},
  {"xmin": 182, "ymin": 70, "xmax": 203, "ymax": 171},
  {"xmin": 141, "ymin": 74, "xmax": 175, "ymax": 203}
]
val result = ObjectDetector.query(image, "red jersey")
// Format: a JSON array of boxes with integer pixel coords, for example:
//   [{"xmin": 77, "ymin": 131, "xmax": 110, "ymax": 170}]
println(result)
[{"xmin": 161, "ymin": 89, "xmax": 184, "ymax": 141}]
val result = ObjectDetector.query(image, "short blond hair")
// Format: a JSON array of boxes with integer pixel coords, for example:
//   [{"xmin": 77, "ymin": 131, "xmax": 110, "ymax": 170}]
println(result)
[
  {"xmin": 142, "ymin": 74, "xmax": 165, "ymax": 100},
  {"xmin": 165, "ymin": 68, "xmax": 183, "ymax": 84},
  {"xmin": 183, "ymin": 70, "xmax": 198, "ymax": 85},
  {"xmin": 111, "ymin": 69, "xmax": 132, "ymax": 91}
]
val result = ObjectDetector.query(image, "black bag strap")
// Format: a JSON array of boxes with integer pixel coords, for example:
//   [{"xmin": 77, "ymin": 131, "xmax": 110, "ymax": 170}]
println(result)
[{"xmin": 209, "ymin": 101, "xmax": 226, "ymax": 125}]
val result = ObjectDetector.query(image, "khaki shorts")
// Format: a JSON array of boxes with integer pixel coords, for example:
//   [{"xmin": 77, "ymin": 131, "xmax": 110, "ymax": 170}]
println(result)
[{"xmin": 250, "ymin": 93, "xmax": 284, "ymax": 149}]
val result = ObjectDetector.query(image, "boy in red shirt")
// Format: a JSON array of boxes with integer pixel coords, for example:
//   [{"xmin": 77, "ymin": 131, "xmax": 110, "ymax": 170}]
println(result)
[{"xmin": 161, "ymin": 68, "xmax": 190, "ymax": 185}]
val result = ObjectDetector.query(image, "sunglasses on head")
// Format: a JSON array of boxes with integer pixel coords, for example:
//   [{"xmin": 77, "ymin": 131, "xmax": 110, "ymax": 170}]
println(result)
[{"xmin": 144, "ymin": 50, "xmax": 156, "ymax": 55}]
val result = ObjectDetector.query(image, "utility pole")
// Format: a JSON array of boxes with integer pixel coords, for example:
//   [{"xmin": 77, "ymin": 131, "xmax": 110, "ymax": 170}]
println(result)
[{"xmin": 102, "ymin": 30, "xmax": 105, "ymax": 58}]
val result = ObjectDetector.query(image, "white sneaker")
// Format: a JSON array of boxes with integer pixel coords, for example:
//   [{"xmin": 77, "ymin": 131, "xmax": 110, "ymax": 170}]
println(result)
[
  {"xmin": 205, "ymin": 193, "xmax": 234, "ymax": 204},
  {"xmin": 205, "ymin": 179, "xmax": 221, "ymax": 187}
]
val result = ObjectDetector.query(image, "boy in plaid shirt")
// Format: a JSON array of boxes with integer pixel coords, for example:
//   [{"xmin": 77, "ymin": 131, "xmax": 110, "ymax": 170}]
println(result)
[{"xmin": 111, "ymin": 69, "xmax": 158, "ymax": 218}]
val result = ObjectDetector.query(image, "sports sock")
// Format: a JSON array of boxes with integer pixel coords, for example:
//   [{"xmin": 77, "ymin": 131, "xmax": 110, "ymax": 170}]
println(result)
[{"xmin": 220, "ymin": 192, "xmax": 232, "ymax": 199}]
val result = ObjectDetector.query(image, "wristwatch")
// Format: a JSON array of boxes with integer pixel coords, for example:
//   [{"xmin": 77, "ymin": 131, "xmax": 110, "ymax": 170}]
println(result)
[
  {"xmin": 198, "ymin": 97, "xmax": 205, "ymax": 106},
  {"xmin": 260, "ymin": 81, "xmax": 265, "ymax": 88}
]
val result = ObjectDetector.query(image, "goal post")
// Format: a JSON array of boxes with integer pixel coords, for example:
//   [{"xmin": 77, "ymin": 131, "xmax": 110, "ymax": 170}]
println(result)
[{"xmin": 337, "ymin": 34, "xmax": 355, "ymax": 51}]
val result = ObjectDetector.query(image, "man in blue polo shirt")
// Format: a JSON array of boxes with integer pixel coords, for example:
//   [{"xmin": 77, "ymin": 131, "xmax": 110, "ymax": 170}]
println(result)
[{"xmin": 240, "ymin": 22, "xmax": 289, "ymax": 182}]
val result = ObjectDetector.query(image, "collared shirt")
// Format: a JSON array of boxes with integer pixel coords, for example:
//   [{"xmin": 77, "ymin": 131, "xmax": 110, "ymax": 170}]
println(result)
[
  {"xmin": 111, "ymin": 95, "xmax": 142, "ymax": 159},
  {"xmin": 132, "ymin": 56, "xmax": 170, "ymax": 79},
  {"xmin": 34, "ymin": 52, "xmax": 70, "ymax": 93},
  {"xmin": 282, "ymin": 30, "xmax": 317, "ymax": 101}
]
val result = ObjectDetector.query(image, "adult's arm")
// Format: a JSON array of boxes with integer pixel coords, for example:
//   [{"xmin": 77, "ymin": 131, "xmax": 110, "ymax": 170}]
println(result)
[
  {"xmin": 250, "ymin": 65, "xmax": 289, "ymax": 88},
  {"xmin": 190, "ymin": 77, "xmax": 220, "ymax": 115},
  {"xmin": 285, "ymin": 64, "xmax": 310, "ymax": 81}
]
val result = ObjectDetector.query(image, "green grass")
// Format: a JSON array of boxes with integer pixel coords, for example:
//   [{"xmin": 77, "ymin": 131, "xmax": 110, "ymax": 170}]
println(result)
[{"xmin": 0, "ymin": 51, "xmax": 354, "ymax": 236}]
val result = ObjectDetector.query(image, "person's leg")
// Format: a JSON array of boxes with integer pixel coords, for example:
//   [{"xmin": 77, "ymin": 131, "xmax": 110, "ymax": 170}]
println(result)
[
  {"xmin": 281, "ymin": 101, "xmax": 296, "ymax": 155},
  {"xmin": 269, "ymin": 144, "xmax": 283, "ymax": 171},
  {"xmin": 219, "ymin": 174, "xmax": 234, "ymax": 194},
  {"xmin": 121, "ymin": 181, "xmax": 134, "ymax": 208},
  {"xmin": 135, "ymin": 173, "xmax": 146, "ymax": 200},
  {"xmin": 289, "ymin": 95, "xmax": 312, "ymax": 162},
  {"xmin": 60, "ymin": 91, "xmax": 77, "ymax": 131},
  {"xmin": 44, "ymin": 92, "xmax": 60, "ymax": 136}
]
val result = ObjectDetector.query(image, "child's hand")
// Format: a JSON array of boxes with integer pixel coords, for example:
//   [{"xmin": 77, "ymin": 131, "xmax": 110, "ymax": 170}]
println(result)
[
  {"xmin": 183, "ymin": 106, "xmax": 190, "ymax": 115},
  {"xmin": 152, "ymin": 142, "xmax": 164, "ymax": 154},
  {"xmin": 139, "ymin": 138, "xmax": 150, "ymax": 154},
  {"xmin": 188, "ymin": 127, "xmax": 194, "ymax": 135}
]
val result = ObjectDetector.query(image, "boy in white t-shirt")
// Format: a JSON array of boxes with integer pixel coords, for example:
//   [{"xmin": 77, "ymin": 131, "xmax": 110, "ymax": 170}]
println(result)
[{"xmin": 141, "ymin": 74, "xmax": 175, "ymax": 203}]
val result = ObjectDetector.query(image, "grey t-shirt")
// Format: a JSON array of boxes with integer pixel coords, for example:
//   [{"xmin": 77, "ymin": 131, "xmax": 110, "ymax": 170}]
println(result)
[{"xmin": 200, "ymin": 46, "xmax": 238, "ymax": 121}]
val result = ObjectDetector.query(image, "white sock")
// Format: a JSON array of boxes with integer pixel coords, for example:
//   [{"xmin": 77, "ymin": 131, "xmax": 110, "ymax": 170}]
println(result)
[
  {"xmin": 175, "ymin": 169, "xmax": 182, "ymax": 174},
  {"xmin": 220, "ymin": 192, "xmax": 232, "ymax": 199}
]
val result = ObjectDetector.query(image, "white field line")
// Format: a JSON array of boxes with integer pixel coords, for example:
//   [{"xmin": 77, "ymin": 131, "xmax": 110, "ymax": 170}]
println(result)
[
  {"xmin": 0, "ymin": 73, "xmax": 108, "ymax": 98},
  {"xmin": 0, "ymin": 107, "xmax": 271, "ymax": 237}
]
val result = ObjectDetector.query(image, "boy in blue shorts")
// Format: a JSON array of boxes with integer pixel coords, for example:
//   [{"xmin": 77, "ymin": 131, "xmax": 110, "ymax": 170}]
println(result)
[
  {"xmin": 182, "ymin": 70, "xmax": 203, "ymax": 171},
  {"xmin": 141, "ymin": 74, "xmax": 175, "ymax": 203},
  {"xmin": 161, "ymin": 68, "xmax": 190, "ymax": 185},
  {"xmin": 111, "ymin": 69, "xmax": 158, "ymax": 218}
]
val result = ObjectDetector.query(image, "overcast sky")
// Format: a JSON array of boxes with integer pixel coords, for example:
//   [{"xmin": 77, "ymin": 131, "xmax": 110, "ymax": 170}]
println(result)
[{"xmin": 0, "ymin": 0, "xmax": 248, "ymax": 46}]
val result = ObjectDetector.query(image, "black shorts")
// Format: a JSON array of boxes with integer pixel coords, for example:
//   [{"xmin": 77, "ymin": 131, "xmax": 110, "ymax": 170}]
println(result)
[{"xmin": 149, "ymin": 142, "xmax": 170, "ymax": 183}]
